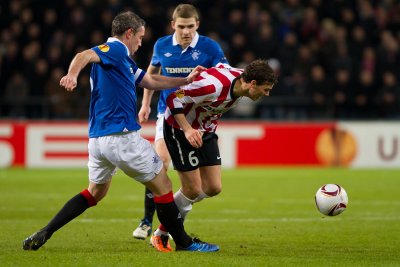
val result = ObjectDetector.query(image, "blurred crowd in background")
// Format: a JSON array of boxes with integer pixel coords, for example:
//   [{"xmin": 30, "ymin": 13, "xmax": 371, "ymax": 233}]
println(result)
[{"xmin": 1, "ymin": 0, "xmax": 400, "ymax": 121}]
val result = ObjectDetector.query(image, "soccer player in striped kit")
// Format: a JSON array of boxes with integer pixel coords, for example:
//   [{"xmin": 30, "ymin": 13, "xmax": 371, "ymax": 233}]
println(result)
[
  {"xmin": 133, "ymin": 4, "xmax": 228, "ymax": 245},
  {"xmin": 150, "ymin": 60, "xmax": 277, "ymax": 252},
  {"xmin": 22, "ymin": 10, "xmax": 218, "ymax": 253}
]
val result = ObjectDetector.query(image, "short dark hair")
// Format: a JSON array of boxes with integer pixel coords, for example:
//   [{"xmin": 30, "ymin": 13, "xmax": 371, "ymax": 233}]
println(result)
[
  {"xmin": 111, "ymin": 11, "xmax": 145, "ymax": 36},
  {"xmin": 242, "ymin": 59, "xmax": 278, "ymax": 85},
  {"xmin": 172, "ymin": 4, "xmax": 199, "ymax": 21}
]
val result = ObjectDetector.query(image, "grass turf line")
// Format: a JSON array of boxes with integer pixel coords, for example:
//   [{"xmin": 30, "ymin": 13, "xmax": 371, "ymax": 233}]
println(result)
[{"xmin": 1, "ymin": 168, "xmax": 399, "ymax": 266}]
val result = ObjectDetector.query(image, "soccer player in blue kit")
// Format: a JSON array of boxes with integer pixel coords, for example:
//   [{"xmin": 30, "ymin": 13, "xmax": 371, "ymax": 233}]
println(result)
[
  {"xmin": 133, "ymin": 4, "xmax": 228, "ymax": 247},
  {"xmin": 22, "ymin": 10, "xmax": 218, "ymax": 252}
]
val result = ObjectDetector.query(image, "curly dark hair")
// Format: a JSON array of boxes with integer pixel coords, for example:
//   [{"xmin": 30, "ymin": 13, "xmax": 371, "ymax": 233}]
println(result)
[
  {"xmin": 111, "ymin": 11, "xmax": 146, "ymax": 36},
  {"xmin": 241, "ymin": 59, "xmax": 278, "ymax": 85}
]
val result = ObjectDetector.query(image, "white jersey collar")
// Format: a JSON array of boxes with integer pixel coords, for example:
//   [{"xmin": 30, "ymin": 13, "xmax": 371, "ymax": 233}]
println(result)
[
  {"xmin": 172, "ymin": 32, "xmax": 199, "ymax": 51},
  {"xmin": 107, "ymin": 37, "xmax": 129, "ymax": 56}
]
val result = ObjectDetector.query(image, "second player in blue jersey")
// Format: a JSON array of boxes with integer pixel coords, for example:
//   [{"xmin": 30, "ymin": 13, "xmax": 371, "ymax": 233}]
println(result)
[
  {"xmin": 133, "ymin": 4, "xmax": 228, "ymax": 248},
  {"xmin": 152, "ymin": 33, "xmax": 228, "ymax": 114}
]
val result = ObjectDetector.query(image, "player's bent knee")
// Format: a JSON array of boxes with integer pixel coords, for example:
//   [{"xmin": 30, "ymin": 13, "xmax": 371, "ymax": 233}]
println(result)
[
  {"xmin": 206, "ymin": 186, "xmax": 222, "ymax": 197},
  {"xmin": 204, "ymin": 182, "xmax": 222, "ymax": 197}
]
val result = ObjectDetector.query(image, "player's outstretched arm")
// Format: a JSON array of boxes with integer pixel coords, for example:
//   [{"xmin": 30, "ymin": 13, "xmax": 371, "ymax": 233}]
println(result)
[
  {"xmin": 139, "ymin": 65, "xmax": 161, "ymax": 123},
  {"xmin": 186, "ymin": 65, "xmax": 206, "ymax": 82},
  {"xmin": 139, "ymin": 65, "xmax": 206, "ymax": 91},
  {"xmin": 60, "ymin": 49, "xmax": 100, "ymax": 92},
  {"xmin": 138, "ymin": 100, "xmax": 151, "ymax": 124}
]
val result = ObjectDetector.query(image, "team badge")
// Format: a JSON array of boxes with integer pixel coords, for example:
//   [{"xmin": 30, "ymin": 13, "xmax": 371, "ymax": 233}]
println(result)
[
  {"xmin": 191, "ymin": 49, "xmax": 201, "ymax": 60},
  {"xmin": 98, "ymin": 44, "xmax": 110, "ymax": 52},
  {"xmin": 152, "ymin": 156, "xmax": 159, "ymax": 164},
  {"xmin": 176, "ymin": 89, "xmax": 185, "ymax": 98}
]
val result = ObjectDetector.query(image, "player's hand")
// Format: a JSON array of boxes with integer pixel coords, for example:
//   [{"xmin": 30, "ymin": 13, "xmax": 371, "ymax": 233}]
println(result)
[
  {"xmin": 60, "ymin": 74, "xmax": 78, "ymax": 92},
  {"xmin": 186, "ymin": 65, "xmax": 206, "ymax": 83},
  {"xmin": 184, "ymin": 128, "xmax": 203, "ymax": 148},
  {"xmin": 138, "ymin": 106, "xmax": 151, "ymax": 123}
]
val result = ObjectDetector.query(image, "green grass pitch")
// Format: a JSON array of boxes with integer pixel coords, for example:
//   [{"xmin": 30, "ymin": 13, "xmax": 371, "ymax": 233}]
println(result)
[{"xmin": 1, "ymin": 167, "xmax": 399, "ymax": 266}]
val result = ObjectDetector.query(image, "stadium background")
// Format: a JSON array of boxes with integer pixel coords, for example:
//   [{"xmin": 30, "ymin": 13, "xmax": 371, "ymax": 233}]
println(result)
[{"xmin": 1, "ymin": 0, "xmax": 400, "ymax": 120}]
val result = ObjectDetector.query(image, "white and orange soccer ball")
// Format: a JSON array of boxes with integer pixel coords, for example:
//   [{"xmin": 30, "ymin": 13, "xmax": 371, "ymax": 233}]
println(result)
[{"xmin": 315, "ymin": 184, "xmax": 348, "ymax": 216}]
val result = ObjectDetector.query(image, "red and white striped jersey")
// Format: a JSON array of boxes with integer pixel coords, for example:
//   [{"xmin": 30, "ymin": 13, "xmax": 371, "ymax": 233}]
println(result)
[{"xmin": 165, "ymin": 64, "xmax": 243, "ymax": 132}]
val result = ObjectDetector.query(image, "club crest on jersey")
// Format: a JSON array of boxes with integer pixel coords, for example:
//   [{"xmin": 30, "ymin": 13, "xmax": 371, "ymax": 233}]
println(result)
[
  {"xmin": 164, "ymin": 52, "xmax": 172, "ymax": 57},
  {"xmin": 98, "ymin": 44, "xmax": 110, "ymax": 52},
  {"xmin": 176, "ymin": 89, "xmax": 185, "ymax": 98},
  {"xmin": 191, "ymin": 49, "xmax": 201, "ymax": 60},
  {"xmin": 152, "ymin": 156, "xmax": 159, "ymax": 164}
]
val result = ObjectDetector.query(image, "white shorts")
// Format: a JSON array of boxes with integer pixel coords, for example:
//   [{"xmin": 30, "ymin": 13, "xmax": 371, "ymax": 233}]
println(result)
[
  {"xmin": 88, "ymin": 131, "xmax": 163, "ymax": 184},
  {"xmin": 155, "ymin": 114, "xmax": 165, "ymax": 142}
]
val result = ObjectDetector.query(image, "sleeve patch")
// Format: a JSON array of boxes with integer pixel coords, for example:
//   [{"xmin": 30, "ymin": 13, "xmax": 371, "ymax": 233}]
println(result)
[
  {"xmin": 176, "ymin": 89, "xmax": 185, "ymax": 98},
  {"xmin": 98, "ymin": 44, "xmax": 110, "ymax": 52}
]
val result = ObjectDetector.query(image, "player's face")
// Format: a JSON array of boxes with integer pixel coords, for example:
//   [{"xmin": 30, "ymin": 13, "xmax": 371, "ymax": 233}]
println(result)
[
  {"xmin": 248, "ymin": 81, "xmax": 274, "ymax": 101},
  {"xmin": 128, "ymin": 26, "xmax": 145, "ymax": 55},
  {"xmin": 172, "ymin": 17, "xmax": 199, "ymax": 48}
]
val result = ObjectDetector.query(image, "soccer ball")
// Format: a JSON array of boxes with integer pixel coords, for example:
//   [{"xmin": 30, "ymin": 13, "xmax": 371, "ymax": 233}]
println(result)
[{"xmin": 315, "ymin": 184, "xmax": 348, "ymax": 216}]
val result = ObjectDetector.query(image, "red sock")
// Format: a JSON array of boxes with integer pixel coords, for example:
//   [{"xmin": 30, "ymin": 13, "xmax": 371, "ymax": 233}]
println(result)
[
  {"xmin": 153, "ymin": 192, "xmax": 174, "ymax": 232},
  {"xmin": 159, "ymin": 224, "xmax": 168, "ymax": 232},
  {"xmin": 153, "ymin": 191, "xmax": 174, "ymax": 203},
  {"xmin": 153, "ymin": 191, "xmax": 191, "ymax": 247},
  {"xmin": 80, "ymin": 189, "xmax": 97, "ymax": 207}
]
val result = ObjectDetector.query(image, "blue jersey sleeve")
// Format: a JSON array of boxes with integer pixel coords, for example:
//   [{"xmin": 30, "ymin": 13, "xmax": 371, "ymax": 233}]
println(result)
[
  {"xmin": 132, "ymin": 64, "xmax": 146, "ymax": 85},
  {"xmin": 150, "ymin": 41, "xmax": 161, "ymax": 67},
  {"xmin": 209, "ymin": 40, "xmax": 229, "ymax": 66},
  {"xmin": 92, "ymin": 42, "xmax": 124, "ymax": 67}
]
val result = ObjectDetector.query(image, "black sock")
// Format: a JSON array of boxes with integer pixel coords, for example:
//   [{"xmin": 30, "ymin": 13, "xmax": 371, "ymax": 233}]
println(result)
[
  {"xmin": 143, "ymin": 187, "xmax": 155, "ymax": 224},
  {"xmin": 154, "ymin": 192, "xmax": 192, "ymax": 248},
  {"xmin": 43, "ymin": 189, "xmax": 97, "ymax": 237}
]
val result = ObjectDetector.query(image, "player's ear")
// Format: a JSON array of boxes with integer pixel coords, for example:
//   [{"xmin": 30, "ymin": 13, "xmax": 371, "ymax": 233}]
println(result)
[
  {"xmin": 125, "ymin": 28, "xmax": 133, "ymax": 39},
  {"xmin": 171, "ymin": 20, "xmax": 176, "ymax": 30},
  {"xmin": 195, "ymin": 20, "xmax": 200, "ymax": 30}
]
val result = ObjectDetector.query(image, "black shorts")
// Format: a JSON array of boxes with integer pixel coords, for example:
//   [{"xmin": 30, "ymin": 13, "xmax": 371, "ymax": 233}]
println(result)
[{"xmin": 163, "ymin": 120, "xmax": 221, "ymax": 171}]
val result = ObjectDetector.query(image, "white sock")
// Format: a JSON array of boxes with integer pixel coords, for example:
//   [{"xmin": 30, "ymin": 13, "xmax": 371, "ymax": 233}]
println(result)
[
  {"xmin": 174, "ymin": 189, "xmax": 195, "ymax": 220},
  {"xmin": 154, "ymin": 228, "xmax": 168, "ymax": 236},
  {"xmin": 194, "ymin": 191, "xmax": 209, "ymax": 203}
]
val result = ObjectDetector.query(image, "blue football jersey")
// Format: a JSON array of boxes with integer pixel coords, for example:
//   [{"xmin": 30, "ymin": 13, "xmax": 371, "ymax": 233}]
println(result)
[
  {"xmin": 151, "ymin": 33, "xmax": 228, "ymax": 114},
  {"xmin": 89, "ymin": 37, "xmax": 145, "ymax": 138}
]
